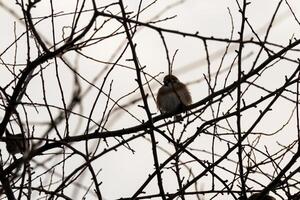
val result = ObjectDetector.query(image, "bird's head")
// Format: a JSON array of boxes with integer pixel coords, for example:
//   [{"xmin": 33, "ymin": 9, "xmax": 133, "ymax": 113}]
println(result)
[{"xmin": 163, "ymin": 75, "xmax": 179, "ymax": 86}]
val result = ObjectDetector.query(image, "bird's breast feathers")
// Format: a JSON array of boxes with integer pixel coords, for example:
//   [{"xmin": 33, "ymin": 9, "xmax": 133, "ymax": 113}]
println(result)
[{"xmin": 157, "ymin": 84, "xmax": 191, "ymax": 112}]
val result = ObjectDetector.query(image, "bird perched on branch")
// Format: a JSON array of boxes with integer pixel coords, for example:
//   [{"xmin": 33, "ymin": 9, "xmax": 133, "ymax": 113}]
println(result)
[
  {"xmin": 248, "ymin": 193, "xmax": 276, "ymax": 200},
  {"xmin": 157, "ymin": 74, "xmax": 192, "ymax": 120},
  {"xmin": 5, "ymin": 130, "xmax": 29, "ymax": 156}
]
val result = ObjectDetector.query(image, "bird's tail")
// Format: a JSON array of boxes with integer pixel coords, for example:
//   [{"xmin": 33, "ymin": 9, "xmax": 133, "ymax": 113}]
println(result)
[{"xmin": 174, "ymin": 114, "xmax": 183, "ymax": 122}]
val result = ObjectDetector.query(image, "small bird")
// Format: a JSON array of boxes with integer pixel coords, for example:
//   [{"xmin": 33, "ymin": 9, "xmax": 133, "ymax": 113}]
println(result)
[
  {"xmin": 5, "ymin": 130, "xmax": 29, "ymax": 156},
  {"xmin": 248, "ymin": 193, "xmax": 276, "ymax": 200},
  {"xmin": 157, "ymin": 74, "xmax": 192, "ymax": 120}
]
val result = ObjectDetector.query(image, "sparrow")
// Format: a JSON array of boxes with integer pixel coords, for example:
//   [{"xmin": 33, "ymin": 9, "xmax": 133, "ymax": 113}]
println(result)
[
  {"xmin": 248, "ymin": 193, "xmax": 276, "ymax": 200},
  {"xmin": 5, "ymin": 130, "xmax": 29, "ymax": 156},
  {"xmin": 157, "ymin": 74, "xmax": 192, "ymax": 120}
]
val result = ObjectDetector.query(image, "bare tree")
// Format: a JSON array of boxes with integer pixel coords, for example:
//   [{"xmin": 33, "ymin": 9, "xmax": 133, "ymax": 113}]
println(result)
[{"xmin": 0, "ymin": 0, "xmax": 300, "ymax": 199}]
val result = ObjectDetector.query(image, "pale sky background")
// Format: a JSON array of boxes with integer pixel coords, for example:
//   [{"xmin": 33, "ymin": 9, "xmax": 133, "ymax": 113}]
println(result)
[{"xmin": 0, "ymin": 0, "xmax": 300, "ymax": 199}]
